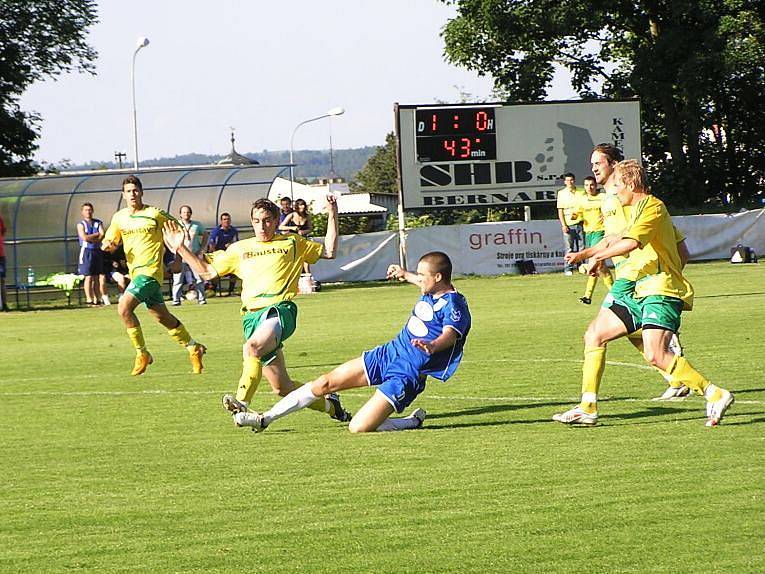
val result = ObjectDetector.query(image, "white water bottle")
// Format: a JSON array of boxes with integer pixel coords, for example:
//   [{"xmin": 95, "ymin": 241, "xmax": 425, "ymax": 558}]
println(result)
[{"xmin": 27, "ymin": 266, "xmax": 35, "ymax": 286}]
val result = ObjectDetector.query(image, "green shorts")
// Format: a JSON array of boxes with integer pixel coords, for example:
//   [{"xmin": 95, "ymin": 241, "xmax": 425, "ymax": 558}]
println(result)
[
  {"xmin": 126, "ymin": 275, "xmax": 165, "ymax": 308},
  {"xmin": 584, "ymin": 230, "xmax": 605, "ymax": 249},
  {"xmin": 636, "ymin": 295, "xmax": 683, "ymax": 333},
  {"xmin": 602, "ymin": 278, "xmax": 642, "ymax": 333},
  {"xmin": 242, "ymin": 300, "xmax": 298, "ymax": 365}
]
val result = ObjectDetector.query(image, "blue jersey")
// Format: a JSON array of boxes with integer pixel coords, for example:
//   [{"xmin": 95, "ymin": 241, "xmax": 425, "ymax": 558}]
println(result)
[
  {"xmin": 389, "ymin": 290, "xmax": 471, "ymax": 381},
  {"xmin": 78, "ymin": 218, "xmax": 103, "ymax": 250},
  {"xmin": 209, "ymin": 225, "xmax": 239, "ymax": 250}
]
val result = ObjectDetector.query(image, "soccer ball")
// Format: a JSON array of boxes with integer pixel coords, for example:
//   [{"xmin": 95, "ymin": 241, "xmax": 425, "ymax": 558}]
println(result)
[{"xmin": 185, "ymin": 290, "xmax": 198, "ymax": 301}]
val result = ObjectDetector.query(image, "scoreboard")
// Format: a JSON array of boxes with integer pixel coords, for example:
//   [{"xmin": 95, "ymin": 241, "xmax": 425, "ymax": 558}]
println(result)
[{"xmin": 395, "ymin": 100, "xmax": 641, "ymax": 209}]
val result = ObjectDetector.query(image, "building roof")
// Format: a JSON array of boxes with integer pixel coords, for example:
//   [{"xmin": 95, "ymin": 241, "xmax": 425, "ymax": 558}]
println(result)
[{"xmin": 268, "ymin": 177, "xmax": 388, "ymax": 215}]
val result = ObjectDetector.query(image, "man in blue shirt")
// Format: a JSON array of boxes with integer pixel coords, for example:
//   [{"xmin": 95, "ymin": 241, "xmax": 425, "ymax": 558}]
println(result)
[
  {"xmin": 233, "ymin": 251, "xmax": 472, "ymax": 433},
  {"xmin": 208, "ymin": 212, "xmax": 240, "ymax": 296},
  {"xmin": 76, "ymin": 202, "xmax": 106, "ymax": 305}
]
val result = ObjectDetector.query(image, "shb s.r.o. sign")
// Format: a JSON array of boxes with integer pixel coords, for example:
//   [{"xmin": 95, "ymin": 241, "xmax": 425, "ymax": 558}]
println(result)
[{"xmin": 395, "ymin": 100, "xmax": 641, "ymax": 209}]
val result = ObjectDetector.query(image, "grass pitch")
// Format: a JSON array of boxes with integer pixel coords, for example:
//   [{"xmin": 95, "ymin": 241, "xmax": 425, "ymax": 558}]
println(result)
[{"xmin": 1, "ymin": 261, "xmax": 763, "ymax": 573}]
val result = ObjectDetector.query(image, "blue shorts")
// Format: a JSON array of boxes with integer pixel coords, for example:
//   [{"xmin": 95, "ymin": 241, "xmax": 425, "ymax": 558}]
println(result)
[
  {"xmin": 362, "ymin": 342, "xmax": 426, "ymax": 413},
  {"xmin": 78, "ymin": 248, "xmax": 104, "ymax": 276},
  {"xmin": 0, "ymin": 255, "xmax": 5, "ymax": 279}
]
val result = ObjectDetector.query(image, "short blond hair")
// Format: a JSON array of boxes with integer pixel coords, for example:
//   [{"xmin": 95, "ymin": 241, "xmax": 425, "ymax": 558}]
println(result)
[{"xmin": 615, "ymin": 160, "xmax": 649, "ymax": 193}]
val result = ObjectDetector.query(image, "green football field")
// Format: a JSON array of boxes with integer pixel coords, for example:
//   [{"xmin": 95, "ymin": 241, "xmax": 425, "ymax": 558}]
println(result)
[{"xmin": 1, "ymin": 261, "xmax": 763, "ymax": 573}]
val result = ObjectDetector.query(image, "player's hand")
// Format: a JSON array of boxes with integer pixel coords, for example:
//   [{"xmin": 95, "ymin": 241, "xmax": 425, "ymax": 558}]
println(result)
[
  {"xmin": 564, "ymin": 251, "xmax": 583, "ymax": 264},
  {"xmin": 387, "ymin": 264, "xmax": 405, "ymax": 280},
  {"xmin": 411, "ymin": 339, "xmax": 434, "ymax": 355},
  {"xmin": 325, "ymin": 194, "xmax": 338, "ymax": 212},
  {"xmin": 588, "ymin": 260, "xmax": 604, "ymax": 276},
  {"xmin": 101, "ymin": 240, "xmax": 117, "ymax": 253},
  {"xmin": 162, "ymin": 220, "xmax": 185, "ymax": 253}
]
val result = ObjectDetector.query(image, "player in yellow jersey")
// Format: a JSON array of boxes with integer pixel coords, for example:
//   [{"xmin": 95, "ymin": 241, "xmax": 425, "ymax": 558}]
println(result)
[
  {"xmin": 101, "ymin": 176, "xmax": 206, "ymax": 376},
  {"xmin": 163, "ymin": 197, "xmax": 351, "ymax": 426},
  {"xmin": 556, "ymin": 173, "xmax": 585, "ymax": 276},
  {"xmin": 559, "ymin": 160, "xmax": 733, "ymax": 426},
  {"xmin": 553, "ymin": 146, "xmax": 688, "ymax": 425},
  {"xmin": 575, "ymin": 175, "xmax": 614, "ymax": 305}
]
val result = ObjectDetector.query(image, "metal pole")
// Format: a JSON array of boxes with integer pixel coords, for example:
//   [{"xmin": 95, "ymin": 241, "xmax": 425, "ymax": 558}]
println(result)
[{"xmin": 131, "ymin": 38, "xmax": 149, "ymax": 171}]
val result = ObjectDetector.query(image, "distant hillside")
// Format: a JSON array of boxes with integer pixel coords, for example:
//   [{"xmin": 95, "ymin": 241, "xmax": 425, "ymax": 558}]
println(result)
[{"xmin": 71, "ymin": 147, "xmax": 379, "ymax": 182}]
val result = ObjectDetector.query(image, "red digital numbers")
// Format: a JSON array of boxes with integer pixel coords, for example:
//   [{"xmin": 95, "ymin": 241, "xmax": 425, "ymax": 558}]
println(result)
[
  {"xmin": 443, "ymin": 137, "xmax": 478, "ymax": 158},
  {"xmin": 475, "ymin": 111, "xmax": 489, "ymax": 131},
  {"xmin": 431, "ymin": 114, "xmax": 438, "ymax": 132}
]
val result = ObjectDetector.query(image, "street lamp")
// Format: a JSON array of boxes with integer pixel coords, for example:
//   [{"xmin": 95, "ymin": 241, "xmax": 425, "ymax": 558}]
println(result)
[
  {"xmin": 131, "ymin": 36, "xmax": 150, "ymax": 171},
  {"xmin": 289, "ymin": 107, "xmax": 344, "ymax": 200}
]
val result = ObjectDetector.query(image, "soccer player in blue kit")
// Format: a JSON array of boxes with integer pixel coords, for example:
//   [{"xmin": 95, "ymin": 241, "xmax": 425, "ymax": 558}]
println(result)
[{"xmin": 233, "ymin": 251, "xmax": 471, "ymax": 433}]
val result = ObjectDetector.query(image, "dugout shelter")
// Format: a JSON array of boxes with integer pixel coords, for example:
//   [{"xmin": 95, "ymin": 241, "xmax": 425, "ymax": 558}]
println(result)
[{"xmin": 0, "ymin": 164, "xmax": 289, "ymax": 291}]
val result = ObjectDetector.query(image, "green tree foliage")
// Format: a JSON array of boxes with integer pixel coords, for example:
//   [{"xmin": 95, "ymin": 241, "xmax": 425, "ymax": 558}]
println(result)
[
  {"xmin": 0, "ymin": 0, "xmax": 98, "ymax": 177},
  {"xmin": 441, "ymin": 0, "xmax": 765, "ymax": 208},
  {"xmin": 349, "ymin": 132, "xmax": 398, "ymax": 195}
]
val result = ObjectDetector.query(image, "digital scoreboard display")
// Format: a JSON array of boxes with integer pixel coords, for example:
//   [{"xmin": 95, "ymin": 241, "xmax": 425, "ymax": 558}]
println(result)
[{"xmin": 415, "ymin": 107, "xmax": 497, "ymax": 162}]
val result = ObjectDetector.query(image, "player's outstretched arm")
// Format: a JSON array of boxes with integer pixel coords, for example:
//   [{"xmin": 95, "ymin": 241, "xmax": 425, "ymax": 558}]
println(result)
[
  {"xmin": 387, "ymin": 264, "xmax": 420, "ymax": 286},
  {"xmin": 411, "ymin": 327, "xmax": 459, "ymax": 356},
  {"xmin": 320, "ymin": 195, "xmax": 339, "ymax": 259},
  {"xmin": 163, "ymin": 220, "xmax": 218, "ymax": 280},
  {"xmin": 592, "ymin": 238, "xmax": 640, "ymax": 263}
]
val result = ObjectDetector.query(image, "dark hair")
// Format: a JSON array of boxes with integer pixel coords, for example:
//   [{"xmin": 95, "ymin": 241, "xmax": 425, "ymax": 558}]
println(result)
[
  {"xmin": 81, "ymin": 202, "xmax": 94, "ymax": 210},
  {"xmin": 251, "ymin": 198, "xmax": 280, "ymax": 219},
  {"xmin": 592, "ymin": 143, "xmax": 624, "ymax": 163},
  {"xmin": 122, "ymin": 175, "xmax": 143, "ymax": 191},
  {"xmin": 563, "ymin": 173, "xmax": 575, "ymax": 180},
  {"xmin": 583, "ymin": 175, "xmax": 596, "ymax": 184},
  {"xmin": 279, "ymin": 197, "xmax": 292, "ymax": 205},
  {"xmin": 179, "ymin": 205, "xmax": 192, "ymax": 214},
  {"xmin": 420, "ymin": 251, "xmax": 452, "ymax": 283},
  {"xmin": 294, "ymin": 198, "xmax": 308, "ymax": 212},
  {"xmin": 220, "ymin": 212, "xmax": 231, "ymax": 219}
]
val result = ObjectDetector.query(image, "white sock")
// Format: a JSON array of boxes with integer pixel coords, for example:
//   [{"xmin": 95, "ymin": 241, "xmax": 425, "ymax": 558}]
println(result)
[
  {"xmin": 375, "ymin": 416, "xmax": 421, "ymax": 432},
  {"xmin": 263, "ymin": 383, "xmax": 319, "ymax": 425}
]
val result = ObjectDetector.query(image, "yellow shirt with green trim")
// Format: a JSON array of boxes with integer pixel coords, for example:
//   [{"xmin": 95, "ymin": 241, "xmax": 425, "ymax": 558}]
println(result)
[
  {"xmin": 601, "ymin": 189, "xmax": 630, "ymax": 270},
  {"xmin": 578, "ymin": 190, "xmax": 606, "ymax": 233},
  {"xmin": 103, "ymin": 205, "xmax": 173, "ymax": 284},
  {"xmin": 622, "ymin": 195, "xmax": 693, "ymax": 309},
  {"xmin": 556, "ymin": 186, "xmax": 584, "ymax": 226},
  {"xmin": 207, "ymin": 234, "xmax": 323, "ymax": 311}
]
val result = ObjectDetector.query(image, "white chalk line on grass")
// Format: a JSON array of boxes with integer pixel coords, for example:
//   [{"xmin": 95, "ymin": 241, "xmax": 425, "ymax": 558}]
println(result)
[
  {"xmin": 3, "ymin": 358, "xmax": 761, "ymax": 405},
  {"xmin": 2, "ymin": 356, "xmax": 652, "ymax": 386},
  {"xmin": 0, "ymin": 389, "xmax": 762, "ymax": 406}
]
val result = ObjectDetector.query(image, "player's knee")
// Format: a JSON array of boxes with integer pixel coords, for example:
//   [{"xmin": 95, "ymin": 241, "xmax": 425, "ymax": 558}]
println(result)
[
  {"xmin": 242, "ymin": 340, "xmax": 263, "ymax": 358},
  {"xmin": 311, "ymin": 376, "xmax": 332, "ymax": 396},
  {"xmin": 348, "ymin": 418, "xmax": 373, "ymax": 433},
  {"xmin": 583, "ymin": 325, "xmax": 602, "ymax": 347}
]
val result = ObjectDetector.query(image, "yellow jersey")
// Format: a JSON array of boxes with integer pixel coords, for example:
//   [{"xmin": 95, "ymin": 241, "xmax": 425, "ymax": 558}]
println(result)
[
  {"xmin": 207, "ymin": 234, "xmax": 323, "ymax": 311},
  {"xmin": 623, "ymin": 195, "xmax": 694, "ymax": 309},
  {"xmin": 103, "ymin": 205, "xmax": 173, "ymax": 284},
  {"xmin": 578, "ymin": 191, "xmax": 606, "ymax": 233},
  {"xmin": 556, "ymin": 187, "xmax": 584, "ymax": 226}
]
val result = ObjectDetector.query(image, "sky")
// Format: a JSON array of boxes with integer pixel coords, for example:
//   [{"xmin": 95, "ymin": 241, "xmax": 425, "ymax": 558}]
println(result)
[{"xmin": 21, "ymin": 0, "xmax": 577, "ymax": 166}]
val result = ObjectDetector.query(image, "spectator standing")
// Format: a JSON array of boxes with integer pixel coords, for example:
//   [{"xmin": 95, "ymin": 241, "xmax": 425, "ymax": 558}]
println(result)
[
  {"xmin": 556, "ymin": 173, "xmax": 584, "ymax": 275},
  {"xmin": 76, "ymin": 203, "xmax": 107, "ymax": 306},
  {"xmin": 278, "ymin": 196, "xmax": 294, "ymax": 230},
  {"xmin": 0, "ymin": 213, "xmax": 7, "ymax": 311},
  {"xmin": 171, "ymin": 205, "xmax": 208, "ymax": 305},
  {"xmin": 208, "ymin": 212, "xmax": 240, "ymax": 296}
]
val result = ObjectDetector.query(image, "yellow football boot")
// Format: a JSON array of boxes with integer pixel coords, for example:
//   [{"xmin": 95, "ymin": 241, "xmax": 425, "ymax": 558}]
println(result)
[
  {"xmin": 189, "ymin": 343, "xmax": 207, "ymax": 374},
  {"xmin": 131, "ymin": 351, "xmax": 153, "ymax": 376}
]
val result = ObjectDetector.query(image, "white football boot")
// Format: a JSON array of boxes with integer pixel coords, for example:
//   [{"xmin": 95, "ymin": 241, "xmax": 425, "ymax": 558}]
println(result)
[{"xmin": 552, "ymin": 406, "xmax": 598, "ymax": 426}]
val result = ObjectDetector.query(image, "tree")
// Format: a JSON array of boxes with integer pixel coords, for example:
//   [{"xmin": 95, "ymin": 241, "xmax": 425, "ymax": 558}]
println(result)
[
  {"xmin": 0, "ymin": 1, "xmax": 98, "ymax": 177},
  {"xmin": 350, "ymin": 132, "xmax": 398, "ymax": 195},
  {"xmin": 441, "ymin": 0, "xmax": 765, "ymax": 209}
]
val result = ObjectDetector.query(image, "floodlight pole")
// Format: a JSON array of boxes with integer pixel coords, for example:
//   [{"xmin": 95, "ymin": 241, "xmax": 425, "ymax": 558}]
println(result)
[
  {"xmin": 131, "ymin": 37, "xmax": 150, "ymax": 171},
  {"xmin": 289, "ymin": 107, "xmax": 344, "ymax": 200}
]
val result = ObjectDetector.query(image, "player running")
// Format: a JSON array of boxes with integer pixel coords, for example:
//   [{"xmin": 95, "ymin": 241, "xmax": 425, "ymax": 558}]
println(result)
[
  {"xmin": 163, "ymin": 197, "xmax": 351, "ymax": 426},
  {"xmin": 556, "ymin": 160, "xmax": 733, "ymax": 426},
  {"xmin": 233, "ymin": 251, "xmax": 471, "ymax": 434},
  {"xmin": 102, "ymin": 175, "xmax": 206, "ymax": 376}
]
